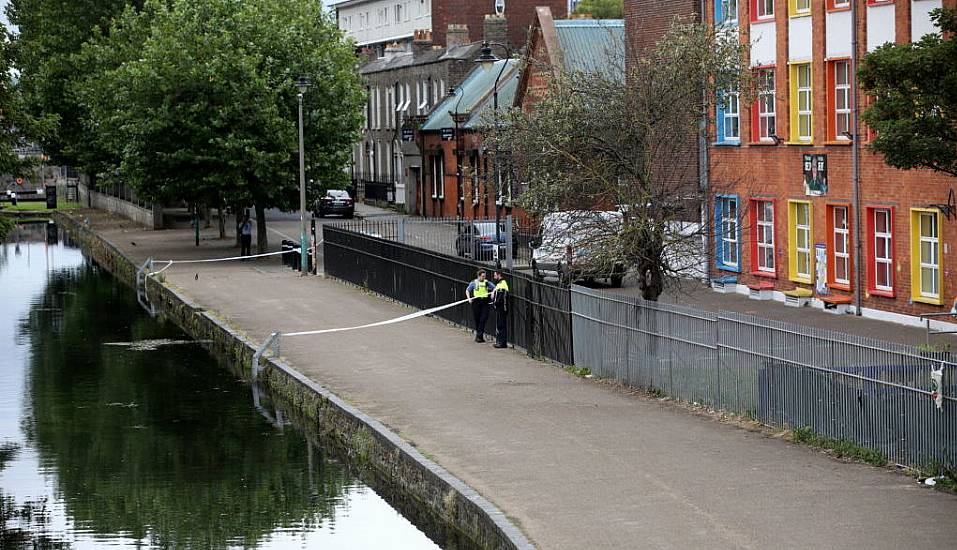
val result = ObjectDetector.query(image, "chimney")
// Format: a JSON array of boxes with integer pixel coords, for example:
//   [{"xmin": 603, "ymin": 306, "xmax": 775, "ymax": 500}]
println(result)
[
  {"xmin": 483, "ymin": 14, "xmax": 507, "ymax": 48},
  {"xmin": 382, "ymin": 41, "xmax": 404, "ymax": 60},
  {"xmin": 446, "ymin": 24, "xmax": 469, "ymax": 48},
  {"xmin": 412, "ymin": 29, "xmax": 433, "ymax": 58},
  {"xmin": 358, "ymin": 47, "xmax": 376, "ymax": 64}
]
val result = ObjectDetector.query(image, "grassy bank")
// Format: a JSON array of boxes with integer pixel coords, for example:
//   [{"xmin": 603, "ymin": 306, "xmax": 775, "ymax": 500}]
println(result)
[{"xmin": 0, "ymin": 200, "xmax": 83, "ymax": 212}]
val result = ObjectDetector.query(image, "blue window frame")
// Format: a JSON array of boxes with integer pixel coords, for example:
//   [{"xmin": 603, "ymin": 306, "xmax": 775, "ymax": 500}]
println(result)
[
  {"xmin": 715, "ymin": 0, "xmax": 739, "ymax": 27},
  {"xmin": 715, "ymin": 85, "xmax": 741, "ymax": 144},
  {"xmin": 715, "ymin": 194, "xmax": 741, "ymax": 272}
]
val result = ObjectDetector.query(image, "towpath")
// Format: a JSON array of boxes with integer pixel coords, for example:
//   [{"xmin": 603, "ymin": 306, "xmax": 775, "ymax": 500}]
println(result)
[{"xmin": 81, "ymin": 210, "xmax": 957, "ymax": 550}]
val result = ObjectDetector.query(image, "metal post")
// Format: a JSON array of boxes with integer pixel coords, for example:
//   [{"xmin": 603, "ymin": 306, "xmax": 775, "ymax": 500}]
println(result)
[
  {"xmin": 851, "ymin": 0, "xmax": 863, "ymax": 315},
  {"xmin": 398, "ymin": 217, "xmax": 406, "ymax": 243},
  {"xmin": 505, "ymin": 214, "xmax": 513, "ymax": 270},
  {"xmin": 194, "ymin": 211, "xmax": 199, "ymax": 247},
  {"xmin": 298, "ymin": 91, "xmax": 308, "ymax": 275}
]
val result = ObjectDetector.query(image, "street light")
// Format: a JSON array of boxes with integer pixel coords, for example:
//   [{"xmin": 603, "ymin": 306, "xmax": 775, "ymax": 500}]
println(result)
[
  {"xmin": 474, "ymin": 41, "xmax": 512, "ymax": 268},
  {"xmin": 296, "ymin": 75, "xmax": 311, "ymax": 275}
]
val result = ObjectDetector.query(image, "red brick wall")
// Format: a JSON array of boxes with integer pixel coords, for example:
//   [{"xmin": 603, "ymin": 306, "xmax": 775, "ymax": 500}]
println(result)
[
  {"xmin": 624, "ymin": 0, "xmax": 700, "ymax": 64},
  {"xmin": 710, "ymin": 0, "xmax": 957, "ymax": 319},
  {"xmin": 432, "ymin": 0, "xmax": 568, "ymax": 49}
]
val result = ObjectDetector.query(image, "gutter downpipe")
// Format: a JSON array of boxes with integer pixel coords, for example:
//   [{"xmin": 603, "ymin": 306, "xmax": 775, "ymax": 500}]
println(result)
[
  {"xmin": 851, "ymin": 0, "xmax": 863, "ymax": 315},
  {"xmin": 700, "ymin": 0, "xmax": 712, "ymax": 282}
]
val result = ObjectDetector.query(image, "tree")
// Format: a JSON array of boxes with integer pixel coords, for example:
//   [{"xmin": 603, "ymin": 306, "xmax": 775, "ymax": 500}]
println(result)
[
  {"xmin": 75, "ymin": 0, "xmax": 365, "ymax": 252},
  {"xmin": 572, "ymin": 0, "xmax": 624, "ymax": 19},
  {"xmin": 6, "ymin": 0, "xmax": 141, "ymax": 172},
  {"xmin": 859, "ymin": 8, "xmax": 957, "ymax": 177},
  {"xmin": 485, "ymin": 18, "xmax": 747, "ymax": 300}
]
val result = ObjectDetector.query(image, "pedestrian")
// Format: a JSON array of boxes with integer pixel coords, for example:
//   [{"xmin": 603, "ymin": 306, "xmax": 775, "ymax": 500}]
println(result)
[
  {"xmin": 465, "ymin": 269, "xmax": 495, "ymax": 343},
  {"xmin": 240, "ymin": 210, "xmax": 252, "ymax": 258},
  {"xmin": 491, "ymin": 271, "xmax": 509, "ymax": 348}
]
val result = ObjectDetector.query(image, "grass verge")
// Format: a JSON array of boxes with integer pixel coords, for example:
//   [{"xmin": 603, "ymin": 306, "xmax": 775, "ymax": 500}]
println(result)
[
  {"xmin": 0, "ymin": 200, "xmax": 83, "ymax": 212},
  {"xmin": 790, "ymin": 426, "xmax": 887, "ymax": 466}
]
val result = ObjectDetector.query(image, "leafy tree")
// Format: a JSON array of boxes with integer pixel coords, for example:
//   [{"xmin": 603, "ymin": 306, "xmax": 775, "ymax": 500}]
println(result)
[
  {"xmin": 485, "ymin": 18, "xmax": 747, "ymax": 300},
  {"xmin": 572, "ymin": 0, "xmax": 624, "ymax": 19},
  {"xmin": 0, "ymin": 28, "xmax": 56, "ymax": 178},
  {"xmin": 75, "ymin": 0, "xmax": 364, "ymax": 252},
  {"xmin": 6, "ymin": 0, "xmax": 141, "ymax": 172},
  {"xmin": 859, "ymin": 8, "xmax": 957, "ymax": 177}
]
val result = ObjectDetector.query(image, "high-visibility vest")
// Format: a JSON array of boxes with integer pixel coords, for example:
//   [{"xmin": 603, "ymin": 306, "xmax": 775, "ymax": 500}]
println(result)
[
  {"xmin": 472, "ymin": 279, "xmax": 490, "ymax": 298},
  {"xmin": 495, "ymin": 280, "xmax": 509, "ymax": 293}
]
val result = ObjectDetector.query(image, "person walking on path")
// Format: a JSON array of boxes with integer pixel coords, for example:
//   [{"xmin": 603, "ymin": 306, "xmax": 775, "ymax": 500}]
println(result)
[
  {"xmin": 491, "ymin": 271, "xmax": 509, "ymax": 348},
  {"xmin": 240, "ymin": 211, "xmax": 253, "ymax": 258},
  {"xmin": 466, "ymin": 269, "xmax": 495, "ymax": 343}
]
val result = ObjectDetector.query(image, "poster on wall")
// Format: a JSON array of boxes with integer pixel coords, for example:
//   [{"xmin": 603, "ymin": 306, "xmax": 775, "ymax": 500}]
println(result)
[
  {"xmin": 803, "ymin": 154, "xmax": 827, "ymax": 196},
  {"xmin": 815, "ymin": 244, "xmax": 828, "ymax": 295}
]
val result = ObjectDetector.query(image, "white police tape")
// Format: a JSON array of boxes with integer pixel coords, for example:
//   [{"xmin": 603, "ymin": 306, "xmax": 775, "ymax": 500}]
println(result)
[
  {"xmin": 148, "ymin": 246, "xmax": 311, "ymax": 276},
  {"xmin": 282, "ymin": 298, "xmax": 470, "ymax": 337}
]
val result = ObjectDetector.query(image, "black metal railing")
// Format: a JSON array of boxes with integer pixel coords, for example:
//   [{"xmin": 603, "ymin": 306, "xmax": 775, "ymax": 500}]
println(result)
[{"xmin": 323, "ymin": 224, "xmax": 573, "ymax": 365}]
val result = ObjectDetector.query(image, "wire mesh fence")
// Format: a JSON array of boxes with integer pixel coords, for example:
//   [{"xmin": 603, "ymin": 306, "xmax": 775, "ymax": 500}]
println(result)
[
  {"xmin": 571, "ymin": 285, "xmax": 957, "ymax": 470},
  {"xmin": 323, "ymin": 224, "xmax": 572, "ymax": 365}
]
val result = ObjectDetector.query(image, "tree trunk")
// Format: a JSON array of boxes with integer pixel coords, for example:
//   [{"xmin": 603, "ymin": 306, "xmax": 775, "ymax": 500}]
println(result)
[
  {"xmin": 255, "ymin": 202, "xmax": 267, "ymax": 254},
  {"xmin": 638, "ymin": 260, "xmax": 664, "ymax": 301},
  {"xmin": 217, "ymin": 205, "xmax": 225, "ymax": 239}
]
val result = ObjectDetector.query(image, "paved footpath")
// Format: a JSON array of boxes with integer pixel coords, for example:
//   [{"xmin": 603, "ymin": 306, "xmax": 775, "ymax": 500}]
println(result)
[{"xmin": 85, "ymin": 211, "xmax": 957, "ymax": 550}]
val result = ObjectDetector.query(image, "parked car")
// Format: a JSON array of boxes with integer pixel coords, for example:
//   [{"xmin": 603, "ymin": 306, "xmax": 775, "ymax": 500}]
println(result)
[
  {"xmin": 531, "ymin": 211, "xmax": 626, "ymax": 287},
  {"xmin": 454, "ymin": 221, "xmax": 517, "ymax": 262},
  {"xmin": 314, "ymin": 189, "xmax": 354, "ymax": 218}
]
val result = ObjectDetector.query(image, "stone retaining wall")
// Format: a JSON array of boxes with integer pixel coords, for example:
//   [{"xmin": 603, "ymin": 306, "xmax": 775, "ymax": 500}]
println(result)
[
  {"xmin": 77, "ymin": 183, "xmax": 163, "ymax": 229},
  {"xmin": 52, "ymin": 211, "xmax": 533, "ymax": 550}
]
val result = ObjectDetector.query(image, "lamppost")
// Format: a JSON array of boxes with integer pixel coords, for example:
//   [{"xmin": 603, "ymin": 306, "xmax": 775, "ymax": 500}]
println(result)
[
  {"xmin": 296, "ymin": 76, "xmax": 311, "ymax": 275},
  {"xmin": 475, "ymin": 41, "xmax": 513, "ymax": 268}
]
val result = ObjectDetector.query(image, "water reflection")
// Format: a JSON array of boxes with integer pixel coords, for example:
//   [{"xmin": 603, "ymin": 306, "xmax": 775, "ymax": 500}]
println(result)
[{"xmin": 0, "ymin": 229, "xmax": 443, "ymax": 549}]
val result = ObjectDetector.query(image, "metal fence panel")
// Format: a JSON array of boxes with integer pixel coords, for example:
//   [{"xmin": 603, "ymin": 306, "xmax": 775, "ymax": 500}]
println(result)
[{"xmin": 571, "ymin": 286, "xmax": 957, "ymax": 470}]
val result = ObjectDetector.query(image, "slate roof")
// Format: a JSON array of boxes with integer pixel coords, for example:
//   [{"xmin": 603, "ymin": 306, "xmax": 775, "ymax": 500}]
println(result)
[
  {"xmin": 359, "ymin": 43, "xmax": 483, "ymax": 75},
  {"xmin": 421, "ymin": 59, "xmax": 521, "ymax": 132},
  {"xmin": 554, "ymin": 19, "xmax": 624, "ymax": 82}
]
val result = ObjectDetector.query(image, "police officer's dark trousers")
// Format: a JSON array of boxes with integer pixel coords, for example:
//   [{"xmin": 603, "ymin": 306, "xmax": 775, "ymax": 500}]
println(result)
[
  {"xmin": 471, "ymin": 297, "xmax": 490, "ymax": 342},
  {"xmin": 494, "ymin": 303, "xmax": 507, "ymax": 346}
]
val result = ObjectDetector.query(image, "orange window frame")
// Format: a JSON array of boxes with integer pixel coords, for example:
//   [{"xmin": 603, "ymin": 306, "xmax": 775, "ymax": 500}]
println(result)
[
  {"xmin": 826, "ymin": 203, "xmax": 854, "ymax": 291},
  {"xmin": 826, "ymin": 59, "xmax": 853, "ymax": 143}
]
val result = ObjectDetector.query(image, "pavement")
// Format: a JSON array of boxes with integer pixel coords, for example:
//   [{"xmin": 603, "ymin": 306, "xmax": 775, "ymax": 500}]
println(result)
[{"xmin": 79, "ymin": 209, "xmax": 957, "ymax": 550}]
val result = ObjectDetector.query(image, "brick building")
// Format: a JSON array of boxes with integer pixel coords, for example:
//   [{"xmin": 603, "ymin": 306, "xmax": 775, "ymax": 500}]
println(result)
[
  {"xmin": 336, "ymin": 0, "xmax": 568, "ymax": 55},
  {"xmin": 706, "ymin": 0, "xmax": 957, "ymax": 324},
  {"xmin": 354, "ymin": 32, "xmax": 482, "ymax": 210}
]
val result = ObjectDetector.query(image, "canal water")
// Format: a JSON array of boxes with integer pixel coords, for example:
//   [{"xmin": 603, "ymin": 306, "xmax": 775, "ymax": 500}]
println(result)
[{"xmin": 0, "ymin": 223, "xmax": 446, "ymax": 549}]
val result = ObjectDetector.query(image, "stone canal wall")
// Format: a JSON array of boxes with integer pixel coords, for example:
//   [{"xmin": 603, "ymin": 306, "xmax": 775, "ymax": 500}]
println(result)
[{"xmin": 53, "ymin": 212, "xmax": 532, "ymax": 550}]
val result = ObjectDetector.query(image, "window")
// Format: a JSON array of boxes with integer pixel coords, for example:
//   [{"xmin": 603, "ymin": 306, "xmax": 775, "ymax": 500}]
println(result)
[
  {"xmin": 753, "ymin": 0, "xmax": 774, "ymax": 19},
  {"xmin": 751, "ymin": 199, "xmax": 776, "ymax": 275},
  {"xmin": 790, "ymin": 63, "xmax": 813, "ymax": 142},
  {"xmin": 716, "ymin": 195, "xmax": 740, "ymax": 271},
  {"xmin": 716, "ymin": 83, "xmax": 740, "ymax": 143},
  {"xmin": 866, "ymin": 207, "xmax": 894, "ymax": 295},
  {"xmin": 790, "ymin": 0, "xmax": 811, "ymax": 16},
  {"xmin": 911, "ymin": 209, "xmax": 942, "ymax": 304},
  {"xmin": 753, "ymin": 68, "xmax": 776, "ymax": 141},
  {"xmin": 788, "ymin": 201, "xmax": 813, "ymax": 283},
  {"xmin": 716, "ymin": 0, "xmax": 738, "ymax": 25},
  {"xmin": 828, "ymin": 60, "xmax": 852, "ymax": 141},
  {"xmin": 395, "ymin": 3, "xmax": 402, "ymax": 23},
  {"xmin": 829, "ymin": 0, "xmax": 850, "ymax": 9},
  {"xmin": 431, "ymin": 153, "xmax": 444, "ymax": 199},
  {"xmin": 827, "ymin": 205, "xmax": 851, "ymax": 289}
]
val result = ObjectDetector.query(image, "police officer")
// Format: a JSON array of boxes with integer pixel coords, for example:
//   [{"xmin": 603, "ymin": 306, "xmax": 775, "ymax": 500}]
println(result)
[
  {"xmin": 466, "ymin": 269, "xmax": 495, "ymax": 342},
  {"xmin": 491, "ymin": 271, "xmax": 509, "ymax": 348}
]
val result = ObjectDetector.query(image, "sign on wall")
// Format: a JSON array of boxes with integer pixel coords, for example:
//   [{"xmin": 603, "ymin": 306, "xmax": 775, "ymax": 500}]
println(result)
[
  {"xmin": 803, "ymin": 154, "xmax": 827, "ymax": 197},
  {"xmin": 440, "ymin": 128, "xmax": 455, "ymax": 141},
  {"xmin": 402, "ymin": 128, "xmax": 414, "ymax": 142},
  {"xmin": 815, "ymin": 243, "xmax": 828, "ymax": 295}
]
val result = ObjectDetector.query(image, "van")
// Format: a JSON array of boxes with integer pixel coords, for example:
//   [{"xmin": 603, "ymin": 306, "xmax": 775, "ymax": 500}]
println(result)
[{"xmin": 530, "ymin": 211, "xmax": 626, "ymax": 287}]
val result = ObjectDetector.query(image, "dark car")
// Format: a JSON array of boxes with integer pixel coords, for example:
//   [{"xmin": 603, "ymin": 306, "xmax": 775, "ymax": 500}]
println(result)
[
  {"xmin": 454, "ymin": 221, "xmax": 517, "ymax": 262},
  {"xmin": 315, "ymin": 189, "xmax": 354, "ymax": 218}
]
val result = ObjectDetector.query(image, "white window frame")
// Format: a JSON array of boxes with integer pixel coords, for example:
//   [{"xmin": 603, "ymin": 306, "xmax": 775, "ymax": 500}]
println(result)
[
  {"xmin": 918, "ymin": 211, "xmax": 940, "ymax": 299},
  {"xmin": 721, "ymin": 197, "xmax": 739, "ymax": 268},
  {"xmin": 873, "ymin": 209, "xmax": 893, "ymax": 292},
  {"xmin": 797, "ymin": 64, "xmax": 812, "ymax": 142},
  {"xmin": 756, "ymin": 0, "xmax": 774, "ymax": 19},
  {"xmin": 832, "ymin": 206, "xmax": 850, "ymax": 286},
  {"xmin": 795, "ymin": 202, "xmax": 812, "ymax": 279},
  {"xmin": 758, "ymin": 69, "xmax": 776, "ymax": 141},
  {"xmin": 834, "ymin": 60, "xmax": 851, "ymax": 140},
  {"xmin": 722, "ymin": 0, "xmax": 739, "ymax": 25},
  {"xmin": 724, "ymin": 84, "xmax": 740, "ymax": 141},
  {"xmin": 756, "ymin": 200, "xmax": 775, "ymax": 273},
  {"xmin": 833, "ymin": 0, "xmax": 850, "ymax": 7},
  {"xmin": 795, "ymin": 0, "xmax": 811, "ymax": 15}
]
